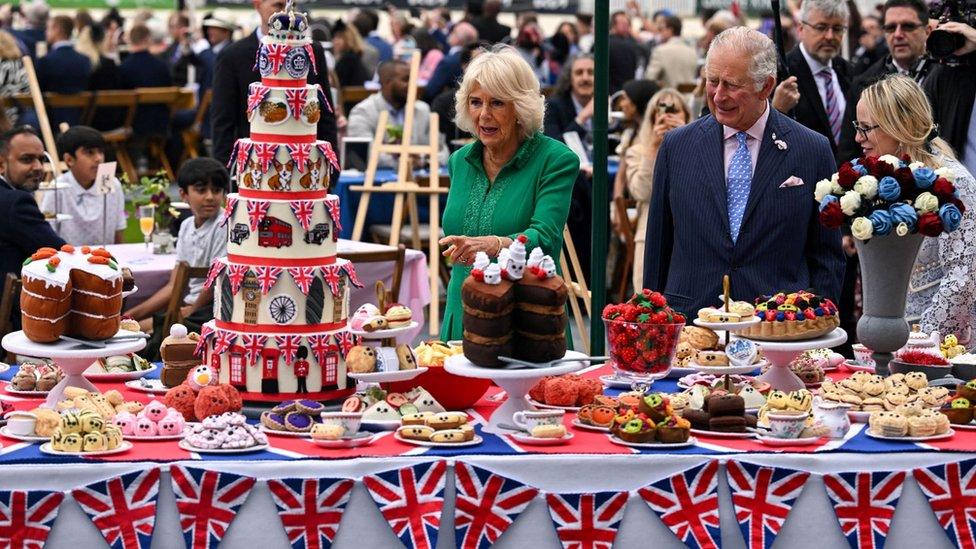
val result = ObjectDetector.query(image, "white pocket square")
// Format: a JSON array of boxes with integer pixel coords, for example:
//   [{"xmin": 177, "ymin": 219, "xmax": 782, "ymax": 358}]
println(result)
[{"xmin": 779, "ymin": 176, "xmax": 804, "ymax": 188}]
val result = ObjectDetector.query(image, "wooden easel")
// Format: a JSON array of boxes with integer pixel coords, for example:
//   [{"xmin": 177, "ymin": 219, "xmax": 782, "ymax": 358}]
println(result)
[
  {"xmin": 559, "ymin": 226, "xmax": 591, "ymax": 354},
  {"xmin": 22, "ymin": 56, "xmax": 63, "ymax": 173},
  {"xmin": 349, "ymin": 50, "xmax": 446, "ymax": 336}
]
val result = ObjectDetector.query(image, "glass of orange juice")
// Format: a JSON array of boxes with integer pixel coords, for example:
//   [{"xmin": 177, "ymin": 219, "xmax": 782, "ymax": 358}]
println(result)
[{"xmin": 138, "ymin": 205, "xmax": 155, "ymax": 250}]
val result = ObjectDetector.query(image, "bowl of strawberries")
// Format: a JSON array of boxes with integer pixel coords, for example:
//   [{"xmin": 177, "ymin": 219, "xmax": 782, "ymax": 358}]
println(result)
[{"xmin": 603, "ymin": 291, "xmax": 686, "ymax": 382}]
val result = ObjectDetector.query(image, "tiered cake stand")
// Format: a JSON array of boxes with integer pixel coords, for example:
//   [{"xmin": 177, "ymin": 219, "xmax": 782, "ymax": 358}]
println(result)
[
  {"xmin": 741, "ymin": 327, "xmax": 848, "ymax": 391},
  {"xmin": 347, "ymin": 322, "xmax": 425, "ymax": 387},
  {"xmin": 445, "ymin": 350, "xmax": 589, "ymax": 435},
  {"xmin": 1, "ymin": 330, "xmax": 146, "ymax": 408}
]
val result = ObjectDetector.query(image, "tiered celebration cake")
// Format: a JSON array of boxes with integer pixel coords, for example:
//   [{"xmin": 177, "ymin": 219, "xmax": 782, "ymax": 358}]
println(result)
[{"xmin": 196, "ymin": 3, "xmax": 359, "ymax": 401}]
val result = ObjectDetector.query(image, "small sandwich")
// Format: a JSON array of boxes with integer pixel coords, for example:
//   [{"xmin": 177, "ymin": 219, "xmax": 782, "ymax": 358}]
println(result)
[{"xmin": 384, "ymin": 304, "xmax": 413, "ymax": 328}]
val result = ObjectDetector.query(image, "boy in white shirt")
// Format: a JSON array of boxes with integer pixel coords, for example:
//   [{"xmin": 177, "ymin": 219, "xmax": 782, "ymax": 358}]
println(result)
[{"xmin": 41, "ymin": 126, "xmax": 126, "ymax": 245}]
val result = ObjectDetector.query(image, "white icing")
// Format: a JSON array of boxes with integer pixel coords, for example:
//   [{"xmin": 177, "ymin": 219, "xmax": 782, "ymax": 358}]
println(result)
[
  {"xmin": 71, "ymin": 310, "xmax": 120, "ymax": 320},
  {"xmin": 483, "ymin": 264, "xmax": 501, "ymax": 285},
  {"xmin": 21, "ymin": 288, "xmax": 70, "ymax": 302},
  {"xmin": 171, "ymin": 324, "xmax": 188, "ymax": 338},
  {"xmin": 21, "ymin": 310, "xmax": 69, "ymax": 323},
  {"xmin": 526, "ymin": 247, "xmax": 544, "ymax": 270},
  {"xmin": 472, "ymin": 252, "xmax": 490, "ymax": 272},
  {"xmin": 21, "ymin": 249, "xmax": 122, "ymax": 289},
  {"xmin": 537, "ymin": 256, "xmax": 557, "ymax": 279},
  {"xmin": 71, "ymin": 287, "xmax": 122, "ymax": 299},
  {"xmin": 225, "ymin": 193, "xmax": 339, "ymax": 260}
]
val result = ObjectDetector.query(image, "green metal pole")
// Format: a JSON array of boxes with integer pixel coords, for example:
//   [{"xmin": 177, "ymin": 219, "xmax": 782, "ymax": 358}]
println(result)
[{"xmin": 589, "ymin": 5, "xmax": 608, "ymax": 355}]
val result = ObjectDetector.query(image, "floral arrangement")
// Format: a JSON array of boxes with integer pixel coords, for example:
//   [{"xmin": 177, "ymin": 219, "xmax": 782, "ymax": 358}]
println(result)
[
  {"xmin": 602, "ymin": 291, "xmax": 686, "ymax": 377},
  {"xmin": 121, "ymin": 171, "xmax": 181, "ymax": 233},
  {"xmin": 815, "ymin": 155, "xmax": 966, "ymax": 241}
]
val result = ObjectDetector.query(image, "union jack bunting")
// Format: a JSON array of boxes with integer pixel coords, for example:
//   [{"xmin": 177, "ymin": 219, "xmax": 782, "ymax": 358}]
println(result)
[
  {"xmin": 169, "ymin": 465, "xmax": 256, "ymax": 549},
  {"xmin": 363, "ymin": 461, "xmax": 447, "ymax": 549},
  {"xmin": 220, "ymin": 197, "xmax": 237, "ymax": 228},
  {"xmin": 285, "ymin": 89, "xmax": 308, "ymax": 121},
  {"xmin": 226, "ymin": 265, "xmax": 250, "ymax": 294},
  {"xmin": 71, "ymin": 468, "xmax": 161, "ymax": 549},
  {"xmin": 317, "ymin": 142, "xmax": 339, "ymax": 171},
  {"xmin": 213, "ymin": 330, "xmax": 237, "ymax": 355},
  {"xmin": 288, "ymin": 266, "xmax": 317, "ymax": 295},
  {"xmin": 253, "ymin": 143, "xmax": 279, "ymax": 173},
  {"xmin": 234, "ymin": 141, "xmax": 254, "ymax": 174},
  {"xmin": 306, "ymin": 334, "xmax": 334, "ymax": 368},
  {"xmin": 255, "ymin": 265, "xmax": 283, "ymax": 294},
  {"xmin": 246, "ymin": 200, "xmax": 271, "ymax": 232},
  {"xmin": 0, "ymin": 490, "xmax": 64, "ymax": 549},
  {"xmin": 264, "ymin": 43, "xmax": 289, "ymax": 74},
  {"xmin": 276, "ymin": 335, "xmax": 302, "ymax": 364},
  {"xmin": 267, "ymin": 478, "xmax": 353, "ymax": 549},
  {"xmin": 325, "ymin": 199, "xmax": 342, "ymax": 235},
  {"xmin": 287, "ymin": 144, "xmax": 312, "ymax": 172},
  {"xmin": 321, "ymin": 265, "xmax": 343, "ymax": 297},
  {"xmin": 454, "ymin": 463, "xmax": 538, "ymax": 549},
  {"xmin": 340, "ymin": 263, "xmax": 362, "ymax": 288},
  {"xmin": 290, "ymin": 200, "xmax": 315, "ymax": 232},
  {"xmin": 194, "ymin": 325, "xmax": 215, "ymax": 357},
  {"xmin": 637, "ymin": 460, "xmax": 721, "ymax": 549},
  {"xmin": 823, "ymin": 471, "xmax": 906, "ymax": 549},
  {"xmin": 204, "ymin": 260, "xmax": 227, "ymax": 289},
  {"xmin": 544, "ymin": 491, "xmax": 629, "ymax": 549},
  {"xmin": 727, "ymin": 461, "xmax": 810, "ymax": 549},
  {"xmin": 335, "ymin": 331, "xmax": 357, "ymax": 357},
  {"xmin": 914, "ymin": 459, "xmax": 976, "ymax": 549},
  {"xmin": 241, "ymin": 334, "xmax": 269, "ymax": 365},
  {"xmin": 246, "ymin": 84, "xmax": 270, "ymax": 115}
]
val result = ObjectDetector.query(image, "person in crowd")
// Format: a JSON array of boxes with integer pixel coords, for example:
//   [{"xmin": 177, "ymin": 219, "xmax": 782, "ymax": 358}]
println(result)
[
  {"xmin": 627, "ymin": 89, "xmax": 690, "ymax": 292},
  {"xmin": 576, "ymin": 13, "xmax": 593, "ymax": 53},
  {"xmin": 35, "ymin": 14, "xmax": 91, "ymax": 128},
  {"xmin": 0, "ymin": 31, "xmax": 29, "ymax": 131},
  {"xmin": 643, "ymin": 27, "xmax": 844, "ymax": 315},
  {"xmin": 330, "ymin": 20, "xmax": 371, "ymax": 88},
  {"xmin": 124, "ymin": 157, "xmax": 228, "ymax": 337},
  {"xmin": 838, "ymin": 0, "xmax": 932, "ymax": 163},
  {"xmin": 853, "ymin": 75, "xmax": 976, "ymax": 348},
  {"xmin": 211, "ymin": 0, "xmax": 338, "ymax": 168},
  {"xmin": 0, "ymin": 126, "xmax": 65, "ymax": 286},
  {"xmin": 119, "ymin": 24, "xmax": 173, "ymax": 137},
  {"xmin": 608, "ymin": 11, "xmax": 642, "ymax": 93},
  {"xmin": 422, "ymin": 21, "xmax": 478, "ymax": 103},
  {"xmin": 99, "ymin": 8, "xmax": 124, "ymax": 61},
  {"xmin": 430, "ymin": 42, "xmax": 481, "ymax": 142},
  {"xmin": 41, "ymin": 126, "xmax": 124, "ymax": 246},
  {"xmin": 354, "ymin": 8, "xmax": 392, "ymax": 68},
  {"xmin": 644, "ymin": 15, "xmax": 698, "ymax": 90},
  {"xmin": 925, "ymin": 23, "xmax": 976, "ymax": 178},
  {"xmin": 77, "ymin": 23, "xmax": 120, "ymax": 92},
  {"xmin": 555, "ymin": 22, "xmax": 579, "ymax": 56},
  {"xmin": 11, "ymin": 0, "xmax": 47, "ymax": 59},
  {"xmin": 414, "ymin": 27, "xmax": 444, "ymax": 82},
  {"xmin": 543, "ymin": 53, "xmax": 594, "ymax": 144},
  {"xmin": 437, "ymin": 45, "xmax": 579, "ymax": 340},
  {"xmin": 514, "ymin": 22, "xmax": 548, "ymax": 85},
  {"xmin": 470, "ymin": 0, "xmax": 510, "ymax": 44},
  {"xmin": 776, "ymin": 0, "xmax": 852, "ymax": 157},
  {"xmin": 388, "ymin": 10, "xmax": 414, "ymax": 57},
  {"xmin": 851, "ymin": 15, "xmax": 888, "ymax": 75},
  {"xmin": 160, "ymin": 11, "xmax": 191, "ymax": 86},
  {"xmin": 346, "ymin": 59, "xmax": 447, "ymax": 167}
]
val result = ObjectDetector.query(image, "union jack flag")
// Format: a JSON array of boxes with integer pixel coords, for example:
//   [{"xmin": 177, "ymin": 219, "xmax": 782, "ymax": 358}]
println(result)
[
  {"xmin": 288, "ymin": 144, "xmax": 312, "ymax": 172},
  {"xmin": 341, "ymin": 263, "xmax": 363, "ymax": 288},
  {"xmin": 288, "ymin": 266, "xmax": 317, "ymax": 295},
  {"xmin": 823, "ymin": 471, "xmax": 906, "ymax": 549},
  {"xmin": 226, "ymin": 265, "xmax": 251, "ymax": 294},
  {"xmin": 284, "ymin": 89, "xmax": 308, "ymax": 121},
  {"xmin": 255, "ymin": 265, "xmax": 282, "ymax": 294},
  {"xmin": 545, "ymin": 491, "xmax": 628, "ymax": 549},
  {"xmin": 169, "ymin": 466, "xmax": 256, "ymax": 549},
  {"xmin": 246, "ymin": 84, "xmax": 270, "ymax": 115},
  {"xmin": 241, "ymin": 334, "xmax": 269, "ymax": 365},
  {"xmin": 637, "ymin": 460, "xmax": 721, "ymax": 549},
  {"xmin": 290, "ymin": 200, "xmax": 315, "ymax": 232},
  {"xmin": 204, "ymin": 260, "xmax": 226, "ymax": 289},
  {"xmin": 194, "ymin": 325, "xmax": 215, "ymax": 358},
  {"xmin": 234, "ymin": 141, "xmax": 253, "ymax": 175},
  {"xmin": 220, "ymin": 197, "xmax": 237, "ymax": 228},
  {"xmin": 317, "ymin": 142, "xmax": 339, "ymax": 171},
  {"xmin": 276, "ymin": 335, "xmax": 301, "ymax": 364},
  {"xmin": 325, "ymin": 198, "xmax": 342, "ymax": 235},
  {"xmin": 71, "ymin": 468, "xmax": 160, "ymax": 549},
  {"xmin": 306, "ymin": 334, "xmax": 334, "ymax": 369},
  {"xmin": 914, "ymin": 459, "xmax": 976, "ymax": 549},
  {"xmin": 253, "ymin": 143, "xmax": 279, "ymax": 173},
  {"xmin": 320, "ymin": 265, "xmax": 343, "ymax": 297},
  {"xmin": 246, "ymin": 200, "xmax": 271, "ymax": 232},
  {"xmin": 727, "ymin": 461, "xmax": 810, "ymax": 549},
  {"xmin": 363, "ymin": 461, "xmax": 446, "ymax": 549},
  {"xmin": 264, "ymin": 43, "xmax": 289, "ymax": 74},
  {"xmin": 0, "ymin": 490, "xmax": 64, "ymax": 549},
  {"xmin": 454, "ymin": 463, "xmax": 538, "ymax": 549},
  {"xmin": 335, "ymin": 331, "xmax": 358, "ymax": 357},
  {"xmin": 267, "ymin": 477, "xmax": 353, "ymax": 549},
  {"xmin": 213, "ymin": 330, "xmax": 237, "ymax": 355}
]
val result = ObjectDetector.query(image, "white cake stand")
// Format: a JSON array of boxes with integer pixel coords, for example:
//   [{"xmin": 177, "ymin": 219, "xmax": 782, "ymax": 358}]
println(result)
[
  {"xmin": 1, "ymin": 330, "xmax": 147, "ymax": 408},
  {"xmin": 444, "ymin": 350, "xmax": 589, "ymax": 435},
  {"xmin": 737, "ymin": 328, "xmax": 847, "ymax": 391}
]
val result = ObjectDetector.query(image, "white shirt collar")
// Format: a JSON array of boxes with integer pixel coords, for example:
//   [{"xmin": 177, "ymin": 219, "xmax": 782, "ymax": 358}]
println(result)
[
  {"xmin": 800, "ymin": 42, "xmax": 832, "ymax": 76},
  {"xmin": 723, "ymin": 101, "xmax": 770, "ymax": 142},
  {"xmin": 52, "ymin": 40, "xmax": 73, "ymax": 50}
]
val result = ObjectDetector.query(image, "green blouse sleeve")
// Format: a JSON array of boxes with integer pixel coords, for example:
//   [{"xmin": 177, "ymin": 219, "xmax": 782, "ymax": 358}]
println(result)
[{"xmin": 507, "ymin": 145, "xmax": 580, "ymax": 256}]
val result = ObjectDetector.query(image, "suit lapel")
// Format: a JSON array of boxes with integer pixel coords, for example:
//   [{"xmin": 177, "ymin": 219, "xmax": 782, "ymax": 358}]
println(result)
[
  {"xmin": 790, "ymin": 48, "xmax": 832, "ymax": 138},
  {"xmin": 697, "ymin": 116, "xmax": 731, "ymax": 238},
  {"xmin": 739, "ymin": 108, "xmax": 790, "ymax": 231}
]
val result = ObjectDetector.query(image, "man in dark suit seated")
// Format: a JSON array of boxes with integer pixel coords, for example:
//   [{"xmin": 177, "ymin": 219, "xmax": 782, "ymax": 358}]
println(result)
[
  {"xmin": 35, "ymin": 14, "xmax": 92, "ymax": 128},
  {"xmin": 119, "ymin": 24, "xmax": 174, "ymax": 137},
  {"xmin": 11, "ymin": 1, "xmax": 47, "ymax": 59},
  {"xmin": 644, "ymin": 27, "xmax": 844, "ymax": 316},
  {"xmin": 421, "ymin": 22, "xmax": 478, "ymax": 104},
  {"xmin": 211, "ymin": 0, "xmax": 338, "ymax": 169},
  {"xmin": 0, "ymin": 127, "xmax": 66, "ymax": 329}
]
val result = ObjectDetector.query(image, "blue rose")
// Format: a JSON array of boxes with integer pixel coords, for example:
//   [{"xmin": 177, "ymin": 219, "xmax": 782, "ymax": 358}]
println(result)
[
  {"xmin": 913, "ymin": 167, "xmax": 937, "ymax": 189},
  {"xmin": 889, "ymin": 202, "xmax": 918, "ymax": 232},
  {"xmin": 939, "ymin": 203, "xmax": 963, "ymax": 232},
  {"xmin": 853, "ymin": 163, "xmax": 868, "ymax": 176},
  {"xmin": 819, "ymin": 195, "xmax": 839, "ymax": 211},
  {"xmin": 868, "ymin": 209, "xmax": 893, "ymax": 236},
  {"xmin": 878, "ymin": 176, "xmax": 901, "ymax": 201}
]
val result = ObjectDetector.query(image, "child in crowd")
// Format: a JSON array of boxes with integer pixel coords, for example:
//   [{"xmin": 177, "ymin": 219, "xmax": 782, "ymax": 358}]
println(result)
[
  {"xmin": 125, "ymin": 157, "xmax": 227, "ymax": 355},
  {"xmin": 41, "ymin": 126, "xmax": 126, "ymax": 245}
]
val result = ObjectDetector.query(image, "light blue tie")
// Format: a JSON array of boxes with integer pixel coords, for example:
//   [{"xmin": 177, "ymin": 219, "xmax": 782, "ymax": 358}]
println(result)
[{"xmin": 727, "ymin": 131, "xmax": 752, "ymax": 242}]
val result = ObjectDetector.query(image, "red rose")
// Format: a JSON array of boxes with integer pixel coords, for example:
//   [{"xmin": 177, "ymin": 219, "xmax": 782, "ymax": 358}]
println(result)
[
  {"xmin": 819, "ymin": 201, "xmax": 845, "ymax": 229},
  {"xmin": 918, "ymin": 212, "xmax": 944, "ymax": 237},
  {"xmin": 951, "ymin": 197, "xmax": 967, "ymax": 214},
  {"xmin": 894, "ymin": 166, "xmax": 915, "ymax": 191},
  {"xmin": 933, "ymin": 177, "xmax": 955, "ymax": 200},
  {"xmin": 901, "ymin": 153, "xmax": 911, "ymax": 163},
  {"xmin": 862, "ymin": 156, "xmax": 879, "ymax": 174},
  {"xmin": 837, "ymin": 164, "xmax": 859, "ymax": 189}
]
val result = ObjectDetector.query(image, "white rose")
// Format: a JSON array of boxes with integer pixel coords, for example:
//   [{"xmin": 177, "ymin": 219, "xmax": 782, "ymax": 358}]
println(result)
[
  {"xmin": 831, "ymin": 180, "xmax": 844, "ymax": 194},
  {"xmin": 831, "ymin": 172, "xmax": 839, "ymax": 185},
  {"xmin": 814, "ymin": 179, "xmax": 833, "ymax": 202},
  {"xmin": 935, "ymin": 166, "xmax": 956, "ymax": 183},
  {"xmin": 896, "ymin": 222, "xmax": 910, "ymax": 236},
  {"xmin": 853, "ymin": 175, "xmax": 878, "ymax": 199},
  {"xmin": 851, "ymin": 217, "xmax": 873, "ymax": 240},
  {"xmin": 879, "ymin": 154, "xmax": 902, "ymax": 169},
  {"xmin": 840, "ymin": 190, "xmax": 861, "ymax": 216},
  {"xmin": 909, "ymin": 161, "xmax": 924, "ymax": 171},
  {"xmin": 914, "ymin": 192, "xmax": 939, "ymax": 213}
]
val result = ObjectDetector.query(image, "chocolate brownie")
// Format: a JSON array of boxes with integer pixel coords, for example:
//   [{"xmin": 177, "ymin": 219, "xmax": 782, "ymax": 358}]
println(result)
[
  {"xmin": 706, "ymin": 394, "xmax": 745, "ymax": 417},
  {"xmin": 681, "ymin": 409, "xmax": 710, "ymax": 430},
  {"xmin": 708, "ymin": 415, "xmax": 747, "ymax": 432}
]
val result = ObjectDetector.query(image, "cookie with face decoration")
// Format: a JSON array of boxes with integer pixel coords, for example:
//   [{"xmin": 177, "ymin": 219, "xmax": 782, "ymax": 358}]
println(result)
[
  {"xmin": 60, "ymin": 433, "xmax": 83, "ymax": 452},
  {"xmin": 80, "ymin": 411, "xmax": 105, "ymax": 434},
  {"xmin": 397, "ymin": 425, "xmax": 434, "ymax": 440},
  {"xmin": 103, "ymin": 425, "xmax": 123, "ymax": 449},
  {"xmin": 83, "ymin": 432, "xmax": 107, "ymax": 452},
  {"xmin": 60, "ymin": 411, "xmax": 83, "ymax": 434}
]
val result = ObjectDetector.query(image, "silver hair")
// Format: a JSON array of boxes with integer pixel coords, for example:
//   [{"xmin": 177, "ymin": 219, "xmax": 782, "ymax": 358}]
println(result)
[
  {"xmin": 800, "ymin": 0, "xmax": 850, "ymax": 23},
  {"xmin": 705, "ymin": 26, "xmax": 778, "ymax": 91}
]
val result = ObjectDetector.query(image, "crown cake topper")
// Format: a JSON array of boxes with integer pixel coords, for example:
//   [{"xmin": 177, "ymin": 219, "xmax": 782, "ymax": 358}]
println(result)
[{"xmin": 269, "ymin": 0, "xmax": 309, "ymax": 40}]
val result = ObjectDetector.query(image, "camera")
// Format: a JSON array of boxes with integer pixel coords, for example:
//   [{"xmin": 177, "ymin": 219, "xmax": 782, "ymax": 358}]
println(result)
[
  {"xmin": 658, "ymin": 102, "xmax": 677, "ymax": 115},
  {"xmin": 928, "ymin": 0, "xmax": 976, "ymax": 64}
]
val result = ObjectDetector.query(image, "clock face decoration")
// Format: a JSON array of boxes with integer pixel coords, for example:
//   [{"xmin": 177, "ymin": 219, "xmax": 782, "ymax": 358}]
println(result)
[
  {"xmin": 245, "ymin": 290, "xmax": 257, "ymax": 302},
  {"xmin": 269, "ymin": 295, "xmax": 297, "ymax": 324}
]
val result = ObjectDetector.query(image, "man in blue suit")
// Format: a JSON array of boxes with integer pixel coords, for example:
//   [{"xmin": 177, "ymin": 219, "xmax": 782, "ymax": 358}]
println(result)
[
  {"xmin": 35, "ymin": 15, "xmax": 92, "ymax": 128},
  {"xmin": 643, "ymin": 27, "xmax": 844, "ymax": 316},
  {"xmin": 422, "ymin": 22, "xmax": 478, "ymax": 103},
  {"xmin": 119, "ymin": 24, "xmax": 173, "ymax": 136}
]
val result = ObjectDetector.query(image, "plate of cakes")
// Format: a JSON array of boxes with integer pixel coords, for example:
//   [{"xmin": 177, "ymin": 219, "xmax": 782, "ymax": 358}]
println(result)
[
  {"xmin": 312, "ymin": 431, "xmax": 378, "ymax": 449},
  {"xmin": 41, "ymin": 440, "xmax": 133, "ymax": 456},
  {"xmin": 180, "ymin": 413, "xmax": 270, "ymax": 454},
  {"xmin": 526, "ymin": 374, "xmax": 606, "ymax": 412},
  {"xmin": 573, "ymin": 396, "xmax": 620, "ymax": 432},
  {"xmin": 683, "ymin": 391, "xmax": 762, "ymax": 438},
  {"xmin": 345, "ymin": 343, "xmax": 426, "ymax": 383},
  {"xmin": 865, "ymin": 409, "xmax": 953, "ymax": 441},
  {"xmin": 693, "ymin": 301, "xmax": 760, "ymax": 331},
  {"xmin": 42, "ymin": 409, "xmax": 130, "ymax": 455},
  {"xmin": 84, "ymin": 355, "xmax": 156, "ymax": 381},
  {"xmin": 4, "ymin": 361, "xmax": 64, "ymax": 395},
  {"xmin": 394, "ymin": 411, "xmax": 481, "ymax": 447},
  {"xmin": 607, "ymin": 392, "xmax": 695, "ymax": 447},
  {"xmin": 124, "ymin": 379, "xmax": 170, "ymax": 394},
  {"xmin": 258, "ymin": 400, "xmax": 326, "ymax": 437},
  {"xmin": 347, "ymin": 303, "xmax": 417, "ymax": 339}
]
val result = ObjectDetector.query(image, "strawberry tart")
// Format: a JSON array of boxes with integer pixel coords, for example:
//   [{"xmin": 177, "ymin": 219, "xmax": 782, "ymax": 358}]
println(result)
[{"xmin": 737, "ymin": 290, "xmax": 839, "ymax": 341}]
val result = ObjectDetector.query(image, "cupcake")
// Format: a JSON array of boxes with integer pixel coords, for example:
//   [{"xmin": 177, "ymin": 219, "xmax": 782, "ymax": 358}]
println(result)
[
  {"xmin": 638, "ymin": 393, "xmax": 672, "ymax": 423},
  {"xmin": 861, "ymin": 398, "xmax": 885, "ymax": 412},
  {"xmin": 656, "ymin": 415, "xmax": 691, "ymax": 443},
  {"xmin": 789, "ymin": 356, "xmax": 825, "ymax": 384},
  {"xmin": 957, "ymin": 379, "xmax": 976, "ymax": 402},
  {"xmin": 928, "ymin": 410, "xmax": 951, "ymax": 434},
  {"xmin": 908, "ymin": 414, "xmax": 937, "ymax": 437},
  {"xmin": 941, "ymin": 398, "xmax": 974, "ymax": 424},
  {"xmin": 612, "ymin": 417, "xmax": 655, "ymax": 443}
]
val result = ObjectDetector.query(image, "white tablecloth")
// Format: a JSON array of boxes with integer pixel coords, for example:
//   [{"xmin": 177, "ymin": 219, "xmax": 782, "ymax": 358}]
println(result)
[{"xmin": 107, "ymin": 241, "xmax": 431, "ymax": 343}]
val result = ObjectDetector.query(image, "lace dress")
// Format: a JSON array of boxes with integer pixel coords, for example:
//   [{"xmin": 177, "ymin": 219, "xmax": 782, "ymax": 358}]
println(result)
[{"xmin": 905, "ymin": 156, "xmax": 976, "ymax": 349}]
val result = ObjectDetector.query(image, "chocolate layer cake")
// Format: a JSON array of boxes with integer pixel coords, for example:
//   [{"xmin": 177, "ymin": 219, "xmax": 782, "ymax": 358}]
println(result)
[
  {"xmin": 513, "ymin": 273, "xmax": 568, "ymax": 363},
  {"xmin": 461, "ymin": 276, "xmax": 515, "ymax": 367}
]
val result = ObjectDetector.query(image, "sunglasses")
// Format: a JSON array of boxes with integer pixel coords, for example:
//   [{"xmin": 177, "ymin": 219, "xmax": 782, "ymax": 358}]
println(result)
[{"xmin": 883, "ymin": 22, "xmax": 923, "ymax": 33}]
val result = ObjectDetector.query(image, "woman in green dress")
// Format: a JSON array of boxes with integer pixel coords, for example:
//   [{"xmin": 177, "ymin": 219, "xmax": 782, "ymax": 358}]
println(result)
[{"xmin": 438, "ymin": 45, "xmax": 581, "ymax": 341}]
